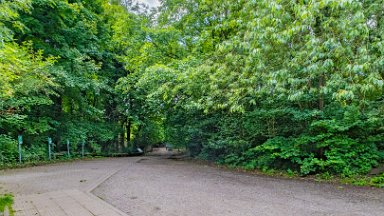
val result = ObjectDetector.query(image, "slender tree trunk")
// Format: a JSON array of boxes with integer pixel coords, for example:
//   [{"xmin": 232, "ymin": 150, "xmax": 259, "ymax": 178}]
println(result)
[{"xmin": 126, "ymin": 118, "xmax": 131, "ymax": 147}]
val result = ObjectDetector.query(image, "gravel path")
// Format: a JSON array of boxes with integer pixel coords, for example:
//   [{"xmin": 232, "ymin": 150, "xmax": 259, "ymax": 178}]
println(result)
[
  {"xmin": 0, "ymin": 158, "xmax": 127, "ymax": 195},
  {"xmin": 93, "ymin": 155, "xmax": 384, "ymax": 216},
  {"xmin": 1, "ymin": 154, "xmax": 383, "ymax": 216},
  {"xmin": 0, "ymin": 158, "xmax": 130, "ymax": 216}
]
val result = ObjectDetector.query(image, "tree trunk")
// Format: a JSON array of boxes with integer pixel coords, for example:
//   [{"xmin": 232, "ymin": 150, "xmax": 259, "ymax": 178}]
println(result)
[{"xmin": 126, "ymin": 118, "xmax": 131, "ymax": 147}]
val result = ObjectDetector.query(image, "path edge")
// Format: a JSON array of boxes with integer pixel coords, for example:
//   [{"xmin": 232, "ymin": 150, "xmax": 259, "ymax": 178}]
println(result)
[{"xmin": 84, "ymin": 159, "xmax": 146, "ymax": 216}]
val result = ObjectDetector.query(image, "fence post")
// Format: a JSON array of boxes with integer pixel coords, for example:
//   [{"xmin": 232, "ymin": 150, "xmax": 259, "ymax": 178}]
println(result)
[
  {"xmin": 17, "ymin": 134, "xmax": 22, "ymax": 163},
  {"xmin": 48, "ymin": 137, "xmax": 52, "ymax": 160},
  {"xmin": 82, "ymin": 140, "xmax": 85, "ymax": 158},
  {"xmin": 67, "ymin": 139, "xmax": 70, "ymax": 157}
]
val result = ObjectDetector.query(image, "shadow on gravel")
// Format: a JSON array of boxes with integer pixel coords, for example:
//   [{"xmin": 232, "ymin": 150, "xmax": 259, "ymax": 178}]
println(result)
[{"xmin": 146, "ymin": 147, "xmax": 189, "ymax": 160}]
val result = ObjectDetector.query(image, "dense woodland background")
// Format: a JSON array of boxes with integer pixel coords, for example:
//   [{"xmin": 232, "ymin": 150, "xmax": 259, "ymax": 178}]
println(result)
[{"xmin": 0, "ymin": 0, "xmax": 383, "ymax": 177}]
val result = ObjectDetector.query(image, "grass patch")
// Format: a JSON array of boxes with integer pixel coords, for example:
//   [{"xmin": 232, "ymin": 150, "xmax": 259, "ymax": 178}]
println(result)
[
  {"xmin": 0, "ymin": 156, "xmax": 102, "ymax": 170},
  {"xmin": 340, "ymin": 173, "xmax": 384, "ymax": 188},
  {"xmin": 0, "ymin": 194, "xmax": 14, "ymax": 216},
  {"xmin": 207, "ymin": 159, "xmax": 384, "ymax": 188},
  {"xmin": 0, "ymin": 152, "xmax": 141, "ymax": 171}
]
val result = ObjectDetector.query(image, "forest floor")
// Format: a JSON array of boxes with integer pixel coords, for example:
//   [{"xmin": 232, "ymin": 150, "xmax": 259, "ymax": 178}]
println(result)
[{"xmin": 0, "ymin": 149, "xmax": 383, "ymax": 216}]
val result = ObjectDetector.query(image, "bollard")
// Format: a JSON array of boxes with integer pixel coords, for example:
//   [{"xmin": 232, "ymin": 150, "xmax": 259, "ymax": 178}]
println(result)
[
  {"xmin": 17, "ymin": 135, "xmax": 23, "ymax": 163},
  {"xmin": 48, "ymin": 137, "xmax": 52, "ymax": 160},
  {"xmin": 67, "ymin": 139, "xmax": 70, "ymax": 157}
]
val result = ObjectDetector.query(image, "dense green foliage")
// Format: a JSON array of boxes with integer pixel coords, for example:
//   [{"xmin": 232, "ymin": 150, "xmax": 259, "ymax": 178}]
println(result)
[
  {"xmin": 117, "ymin": 0, "xmax": 384, "ymax": 176},
  {"xmin": 0, "ymin": 0, "xmax": 135, "ymax": 163},
  {"xmin": 1, "ymin": 0, "xmax": 384, "ymax": 177}
]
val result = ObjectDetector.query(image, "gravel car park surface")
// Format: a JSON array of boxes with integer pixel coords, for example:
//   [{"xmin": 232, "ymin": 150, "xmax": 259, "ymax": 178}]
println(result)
[
  {"xmin": 0, "ymin": 158, "xmax": 126, "ymax": 195},
  {"xmin": 1, "ymin": 150, "xmax": 383, "ymax": 216},
  {"xmin": 93, "ymin": 150, "xmax": 384, "ymax": 216}
]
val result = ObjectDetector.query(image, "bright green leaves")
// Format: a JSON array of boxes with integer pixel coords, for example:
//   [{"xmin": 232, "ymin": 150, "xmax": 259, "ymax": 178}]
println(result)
[
  {"xmin": 1, "ymin": 0, "xmax": 382, "ymax": 174},
  {"xmin": 0, "ymin": 41, "xmax": 57, "ymax": 135},
  {"xmin": 0, "ymin": 41, "xmax": 56, "ymax": 100},
  {"xmin": 0, "ymin": 0, "xmax": 31, "ymax": 42},
  {"xmin": 0, "ymin": 0, "xmax": 132, "ymax": 159},
  {"xmin": 118, "ymin": 0, "xmax": 384, "ymax": 176}
]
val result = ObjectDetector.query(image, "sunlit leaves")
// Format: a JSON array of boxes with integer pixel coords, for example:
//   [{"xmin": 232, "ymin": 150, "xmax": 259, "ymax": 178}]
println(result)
[{"xmin": 119, "ymin": 0, "xmax": 384, "ymax": 174}]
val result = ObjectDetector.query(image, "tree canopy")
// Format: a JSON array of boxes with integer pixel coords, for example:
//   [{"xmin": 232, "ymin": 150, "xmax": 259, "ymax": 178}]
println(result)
[{"xmin": 1, "ymin": 0, "xmax": 383, "ymax": 177}]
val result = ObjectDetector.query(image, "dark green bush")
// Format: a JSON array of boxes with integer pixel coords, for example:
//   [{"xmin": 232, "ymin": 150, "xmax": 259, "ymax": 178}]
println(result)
[{"xmin": 0, "ymin": 135, "xmax": 18, "ymax": 164}]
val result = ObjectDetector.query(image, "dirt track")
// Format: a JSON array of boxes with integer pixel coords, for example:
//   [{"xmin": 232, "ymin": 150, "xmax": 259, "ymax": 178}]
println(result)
[{"xmin": 1, "ymin": 151, "xmax": 383, "ymax": 216}]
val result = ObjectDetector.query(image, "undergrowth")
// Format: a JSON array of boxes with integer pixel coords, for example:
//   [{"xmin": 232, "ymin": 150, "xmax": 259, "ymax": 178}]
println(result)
[{"xmin": 0, "ymin": 194, "xmax": 14, "ymax": 216}]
